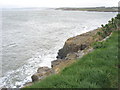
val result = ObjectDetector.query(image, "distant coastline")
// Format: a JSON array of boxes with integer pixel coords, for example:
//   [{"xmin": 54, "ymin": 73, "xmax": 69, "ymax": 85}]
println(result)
[{"xmin": 55, "ymin": 7, "xmax": 119, "ymax": 12}]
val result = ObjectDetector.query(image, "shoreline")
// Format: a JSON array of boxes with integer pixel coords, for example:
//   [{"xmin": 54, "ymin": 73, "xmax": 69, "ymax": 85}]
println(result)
[{"xmin": 23, "ymin": 28, "xmax": 103, "ymax": 87}]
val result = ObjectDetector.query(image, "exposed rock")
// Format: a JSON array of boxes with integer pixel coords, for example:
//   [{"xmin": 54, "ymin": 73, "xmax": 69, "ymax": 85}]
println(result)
[
  {"xmin": 37, "ymin": 67, "xmax": 52, "ymax": 73},
  {"xmin": 23, "ymin": 82, "xmax": 33, "ymax": 88},
  {"xmin": 31, "ymin": 67, "xmax": 54, "ymax": 82},
  {"xmin": 51, "ymin": 59, "xmax": 64, "ymax": 68},
  {"xmin": 1, "ymin": 88, "xmax": 7, "ymax": 90},
  {"xmin": 51, "ymin": 59, "xmax": 75, "ymax": 73},
  {"xmin": 80, "ymin": 44, "xmax": 87, "ymax": 50},
  {"xmin": 57, "ymin": 29, "xmax": 100, "ymax": 59},
  {"xmin": 65, "ymin": 53, "xmax": 78, "ymax": 60},
  {"xmin": 76, "ymin": 50, "xmax": 85, "ymax": 59},
  {"xmin": 83, "ymin": 47, "xmax": 94, "ymax": 55}
]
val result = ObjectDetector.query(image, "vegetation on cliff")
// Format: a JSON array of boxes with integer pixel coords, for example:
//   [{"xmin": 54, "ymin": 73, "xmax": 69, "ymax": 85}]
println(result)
[
  {"xmin": 22, "ymin": 14, "xmax": 119, "ymax": 88},
  {"xmin": 97, "ymin": 14, "xmax": 120, "ymax": 38}
]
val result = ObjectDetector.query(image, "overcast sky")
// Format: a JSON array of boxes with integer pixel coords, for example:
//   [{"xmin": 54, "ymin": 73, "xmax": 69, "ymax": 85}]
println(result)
[{"xmin": 1, "ymin": 0, "xmax": 119, "ymax": 8}]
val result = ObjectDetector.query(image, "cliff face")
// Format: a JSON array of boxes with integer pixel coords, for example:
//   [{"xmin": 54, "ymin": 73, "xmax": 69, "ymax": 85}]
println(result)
[{"xmin": 57, "ymin": 29, "xmax": 100, "ymax": 59}]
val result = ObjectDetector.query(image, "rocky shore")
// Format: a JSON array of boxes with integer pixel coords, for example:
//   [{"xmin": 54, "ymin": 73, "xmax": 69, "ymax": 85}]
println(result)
[
  {"xmin": 21, "ymin": 14, "xmax": 120, "ymax": 88},
  {"xmin": 22, "ymin": 28, "xmax": 104, "ymax": 87}
]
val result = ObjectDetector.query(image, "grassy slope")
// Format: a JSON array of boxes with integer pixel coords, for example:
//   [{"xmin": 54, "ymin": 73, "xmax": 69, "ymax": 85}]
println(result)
[{"xmin": 23, "ymin": 31, "xmax": 119, "ymax": 88}]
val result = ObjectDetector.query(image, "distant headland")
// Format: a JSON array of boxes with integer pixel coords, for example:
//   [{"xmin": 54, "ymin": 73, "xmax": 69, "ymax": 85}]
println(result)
[{"xmin": 55, "ymin": 7, "xmax": 119, "ymax": 12}]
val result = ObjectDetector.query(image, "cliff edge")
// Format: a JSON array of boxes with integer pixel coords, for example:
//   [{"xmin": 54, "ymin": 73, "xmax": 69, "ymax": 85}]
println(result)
[{"xmin": 57, "ymin": 29, "xmax": 101, "ymax": 59}]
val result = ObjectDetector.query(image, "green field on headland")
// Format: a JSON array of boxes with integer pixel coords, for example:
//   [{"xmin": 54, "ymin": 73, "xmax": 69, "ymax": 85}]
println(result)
[{"xmin": 22, "ymin": 14, "xmax": 120, "ymax": 89}]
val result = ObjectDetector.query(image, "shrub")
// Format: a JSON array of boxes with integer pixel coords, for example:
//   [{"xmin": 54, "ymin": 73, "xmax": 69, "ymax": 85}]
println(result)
[
  {"xmin": 97, "ymin": 31, "xmax": 102, "ymax": 36},
  {"xmin": 116, "ymin": 14, "xmax": 120, "ymax": 19},
  {"xmin": 98, "ymin": 14, "xmax": 120, "ymax": 38}
]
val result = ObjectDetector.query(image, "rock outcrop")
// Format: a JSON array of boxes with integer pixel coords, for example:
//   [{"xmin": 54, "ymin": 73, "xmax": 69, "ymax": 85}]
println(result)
[
  {"xmin": 31, "ymin": 29, "xmax": 101, "ymax": 82},
  {"xmin": 57, "ymin": 29, "xmax": 100, "ymax": 59},
  {"xmin": 51, "ymin": 59, "xmax": 75, "ymax": 73},
  {"xmin": 31, "ymin": 67, "xmax": 54, "ymax": 82}
]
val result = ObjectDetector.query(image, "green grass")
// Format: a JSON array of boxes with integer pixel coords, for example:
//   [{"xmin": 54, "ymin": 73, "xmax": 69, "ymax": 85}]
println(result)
[{"xmin": 23, "ymin": 31, "xmax": 119, "ymax": 89}]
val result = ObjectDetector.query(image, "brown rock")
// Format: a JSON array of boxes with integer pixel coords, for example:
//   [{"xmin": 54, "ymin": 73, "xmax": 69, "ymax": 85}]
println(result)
[
  {"xmin": 65, "ymin": 53, "xmax": 78, "ymax": 60},
  {"xmin": 51, "ymin": 59, "xmax": 64, "ymax": 68},
  {"xmin": 23, "ymin": 82, "xmax": 33, "ymax": 87},
  {"xmin": 57, "ymin": 29, "xmax": 100, "ymax": 59},
  {"xmin": 31, "ymin": 67, "xmax": 54, "ymax": 82},
  {"xmin": 51, "ymin": 59, "xmax": 75, "ymax": 73},
  {"xmin": 37, "ymin": 67, "xmax": 51, "ymax": 73},
  {"xmin": 31, "ymin": 73, "xmax": 39, "ymax": 82}
]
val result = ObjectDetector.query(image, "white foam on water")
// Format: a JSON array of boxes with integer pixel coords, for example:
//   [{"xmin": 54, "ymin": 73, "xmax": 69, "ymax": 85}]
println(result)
[{"xmin": 0, "ymin": 48, "xmax": 58, "ymax": 88}]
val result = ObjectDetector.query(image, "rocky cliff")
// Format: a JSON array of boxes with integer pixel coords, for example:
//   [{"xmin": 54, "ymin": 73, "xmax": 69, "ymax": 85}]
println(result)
[
  {"xmin": 29, "ymin": 29, "xmax": 102, "ymax": 84},
  {"xmin": 22, "ymin": 28, "xmax": 104, "ymax": 88},
  {"xmin": 57, "ymin": 29, "xmax": 101, "ymax": 59}
]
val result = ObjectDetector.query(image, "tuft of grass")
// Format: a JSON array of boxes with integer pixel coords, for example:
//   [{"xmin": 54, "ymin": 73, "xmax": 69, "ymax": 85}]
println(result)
[
  {"xmin": 92, "ymin": 41, "xmax": 106, "ymax": 49},
  {"xmin": 22, "ymin": 31, "xmax": 119, "ymax": 89}
]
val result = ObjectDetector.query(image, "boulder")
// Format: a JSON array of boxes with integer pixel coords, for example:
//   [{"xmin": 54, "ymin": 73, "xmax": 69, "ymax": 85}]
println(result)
[
  {"xmin": 37, "ymin": 67, "xmax": 52, "ymax": 73},
  {"xmin": 57, "ymin": 44, "xmax": 82, "ymax": 59},
  {"xmin": 51, "ymin": 59, "xmax": 75, "ymax": 73},
  {"xmin": 65, "ymin": 53, "xmax": 78, "ymax": 60},
  {"xmin": 51, "ymin": 59, "xmax": 64, "ymax": 68},
  {"xmin": 23, "ymin": 82, "xmax": 33, "ymax": 87},
  {"xmin": 31, "ymin": 67, "xmax": 53, "ymax": 82}
]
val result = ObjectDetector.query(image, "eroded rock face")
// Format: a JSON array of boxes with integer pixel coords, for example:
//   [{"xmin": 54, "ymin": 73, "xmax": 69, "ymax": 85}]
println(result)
[
  {"xmin": 51, "ymin": 59, "xmax": 64, "ymax": 68},
  {"xmin": 65, "ymin": 53, "xmax": 78, "ymax": 60},
  {"xmin": 80, "ymin": 44, "xmax": 87, "ymax": 50},
  {"xmin": 57, "ymin": 29, "xmax": 99, "ymax": 59},
  {"xmin": 23, "ymin": 82, "xmax": 33, "ymax": 88},
  {"xmin": 51, "ymin": 59, "xmax": 75, "ymax": 73},
  {"xmin": 31, "ymin": 67, "xmax": 54, "ymax": 82},
  {"xmin": 57, "ymin": 44, "xmax": 82, "ymax": 59}
]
